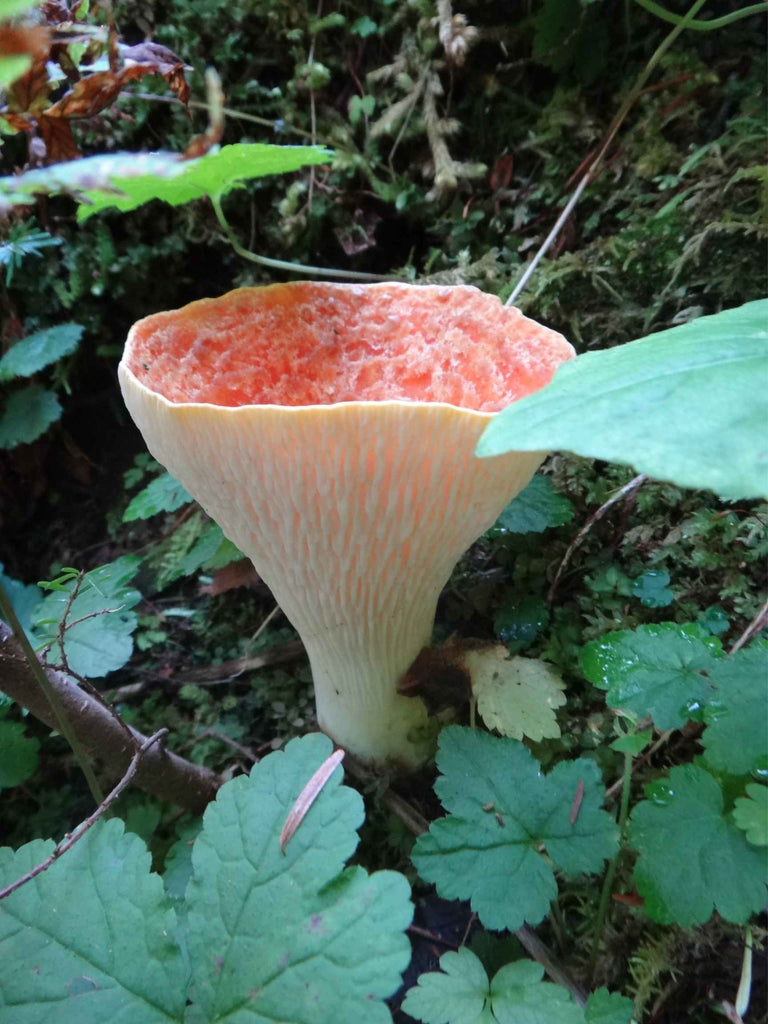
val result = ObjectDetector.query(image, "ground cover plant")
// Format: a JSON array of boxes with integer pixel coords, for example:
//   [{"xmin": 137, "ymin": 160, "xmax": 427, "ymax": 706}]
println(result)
[{"xmin": 0, "ymin": 0, "xmax": 766, "ymax": 1021}]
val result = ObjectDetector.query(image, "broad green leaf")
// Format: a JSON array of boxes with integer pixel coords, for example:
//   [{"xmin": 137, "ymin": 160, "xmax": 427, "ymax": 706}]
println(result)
[
  {"xmin": 123, "ymin": 471, "xmax": 193, "ymax": 521},
  {"xmin": 628, "ymin": 764, "xmax": 768, "ymax": 925},
  {"xmin": 493, "ymin": 596, "xmax": 549, "ymax": 654},
  {"xmin": 477, "ymin": 301, "xmax": 768, "ymax": 500},
  {"xmin": 176, "ymin": 523, "xmax": 223, "ymax": 578},
  {"xmin": 468, "ymin": 648, "xmax": 566, "ymax": 741},
  {"xmin": 610, "ymin": 729, "xmax": 652, "ymax": 755},
  {"xmin": 0, "ymin": 720, "xmax": 39, "ymax": 789},
  {"xmin": 400, "ymin": 947, "xmax": 495, "ymax": 1024},
  {"xmin": 0, "ymin": 564, "xmax": 41, "ymax": 641},
  {"xmin": 412, "ymin": 728, "xmax": 618, "ymax": 931},
  {"xmin": 163, "ymin": 821, "xmax": 203, "ymax": 904},
  {"xmin": 0, "ymin": 385, "xmax": 61, "ymax": 448},
  {"xmin": 0, "ymin": 324, "xmax": 83, "ymax": 381},
  {"xmin": 701, "ymin": 641, "xmax": 768, "ymax": 775},
  {"xmin": 580, "ymin": 623, "xmax": 722, "ymax": 730},
  {"xmin": 490, "ymin": 959, "xmax": 583, "ymax": 1024},
  {"xmin": 183, "ymin": 733, "xmax": 412, "ymax": 1023},
  {"xmin": 0, "ymin": 0, "xmax": 42, "ymax": 17},
  {"xmin": 488, "ymin": 475, "xmax": 573, "ymax": 536},
  {"xmin": 732, "ymin": 784, "xmax": 768, "ymax": 846},
  {"xmin": 585, "ymin": 988, "xmax": 635, "ymax": 1024},
  {"xmin": 0, "ymin": 818, "xmax": 186, "ymax": 1022},
  {"xmin": 0, "ymin": 144, "xmax": 332, "ymax": 220},
  {"xmin": 33, "ymin": 555, "xmax": 141, "ymax": 677}
]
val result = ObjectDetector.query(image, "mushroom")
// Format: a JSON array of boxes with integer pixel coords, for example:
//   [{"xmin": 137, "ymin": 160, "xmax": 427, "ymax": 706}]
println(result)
[{"xmin": 118, "ymin": 283, "xmax": 573, "ymax": 769}]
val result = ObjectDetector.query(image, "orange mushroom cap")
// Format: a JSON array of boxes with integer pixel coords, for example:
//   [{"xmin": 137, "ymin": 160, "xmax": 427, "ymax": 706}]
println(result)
[{"xmin": 119, "ymin": 282, "xmax": 574, "ymax": 768}]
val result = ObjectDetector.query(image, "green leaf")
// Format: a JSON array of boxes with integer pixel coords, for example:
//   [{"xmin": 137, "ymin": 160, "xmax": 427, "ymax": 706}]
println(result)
[
  {"xmin": 163, "ymin": 821, "xmax": 203, "ymax": 904},
  {"xmin": 488, "ymin": 475, "xmax": 574, "ymax": 536},
  {"xmin": 630, "ymin": 570, "xmax": 673, "ymax": 608},
  {"xmin": 0, "ymin": 0, "xmax": 42, "ymax": 17},
  {"xmin": 610, "ymin": 728, "xmax": 652, "ymax": 755},
  {"xmin": 123, "ymin": 471, "xmax": 193, "ymax": 521},
  {"xmin": 585, "ymin": 987, "xmax": 635, "ymax": 1024},
  {"xmin": 0, "ymin": 720, "xmax": 39, "ymax": 789},
  {"xmin": 494, "ymin": 596, "xmax": 549, "ymax": 654},
  {"xmin": 477, "ymin": 301, "xmax": 768, "ymax": 500},
  {"xmin": 402, "ymin": 950, "xmax": 589, "ymax": 1024},
  {"xmin": 400, "ymin": 947, "xmax": 495, "ymax": 1024},
  {"xmin": 491, "ymin": 959, "xmax": 583, "ymax": 1024},
  {"xmin": 351, "ymin": 14, "xmax": 378, "ymax": 37},
  {"xmin": 0, "ymin": 818, "xmax": 186, "ymax": 1021},
  {"xmin": 33, "ymin": 555, "xmax": 142, "ymax": 677},
  {"xmin": 0, "ymin": 144, "xmax": 332, "ymax": 219},
  {"xmin": 580, "ymin": 623, "xmax": 723, "ymax": 730},
  {"xmin": 412, "ymin": 727, "xmax": 618, "ymax": 931},
  {"xmin": 468, "ymin": 649, "xmax": 566, "ymax": 741},
  {"xmin": 183, "ymin": 733, "xmax": 412, "ymax": 1023},
  {"xmin": 0, "ymin": 324, "xmax": 83, "ymax": 381},
  {"xmin": 628, "ymin": 764, "xmax": 768, "ymax": 925},
  {"xmin": 0, "ymin": 564, "xmax": 41, "ymax": 641},
  {"xmin": 701, "ymin": 641, "xmax": 768, "ymax": 775},
  {"xmin": 0, "ymin": 54, "xmax": 31, "ymax": 89},
  {"xmin": 0, "ymin": 385, "xmax": 61, "ymax": 449},
  {"xmin": 732, "ymin": 784, "xmax": 768, "ymax": 847},
  {"xmin": 177, "ymin": 523, "xmax": 223, "ymax": 578}
]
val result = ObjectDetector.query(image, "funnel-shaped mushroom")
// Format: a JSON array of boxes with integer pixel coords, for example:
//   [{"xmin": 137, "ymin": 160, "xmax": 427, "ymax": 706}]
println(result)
[{"xmin": 119, "ymin": 283, "xmax": 573, "ymax": 768}]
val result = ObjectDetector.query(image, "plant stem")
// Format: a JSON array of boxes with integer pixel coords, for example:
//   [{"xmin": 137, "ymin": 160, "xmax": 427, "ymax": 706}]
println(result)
[
  {"xmin": 634, "ymin": 0, "xmax": 767, "ymax": 31},
  {"xmin": 210, "ymin": 194, "xmax": 399, "ymax": 282},
  {"xmin": 0, "ymin": 582, "xmax": 104, "ymax": 805},
  {"xmin": 587, "ymin": 749, "xmax": 633, "ymax": 986},
  {"xmin": 507, "ymin": 0, "xmax": 709, "ymax": 306}
]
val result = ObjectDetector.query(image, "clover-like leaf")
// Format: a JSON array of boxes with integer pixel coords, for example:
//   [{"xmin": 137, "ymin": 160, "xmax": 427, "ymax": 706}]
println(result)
[
  {"xmin": 467, "ymin": 648, "xmax": 566, "ymax": 742},
  {"xmin": 0, "ymin": 720, "xmax": 39, "ymax": 789},
  {"xmin": 585, "ymin": 987, "xmax": 635, "ymax": 1024},
  {"xmin": 490, "ymin": 960, "xmax": 583, "ymax": 1024},
  {"xmin": 123, "ymin": 470, "xmax": 193, "ymax": 521},
  {"xmin": 183, "ymin": 733, "xmax": 413, "ymax": 1023},
  {"xmin": 0, "ymin": 385, "xmax": 61, "ymax": 449},
  {"xmin": 0, "ymin": 819, "xmax": 186, "ymax": 1022},
  {"xmin": 732, "ymin": 784, "xmax": 768, "ymax": 847},
  {"xmin": 628, "ymin": 764, "xmax": 768, "ymax": 925},
  {"xmin": 488, "ymin": 475, "xmax": 573, "ymax": 536},
  {"xmin": 412, "ymin": 728, "xmax": 618, "ymax": 931},
  {"xmin": 580, "ymin": 623, "xmax": 722, "ymax": 730},
  {"xmin": 400, "ymin": 947, "xmax": 495, "ymax": 1024},
  {"xmin": 33, "ymin": 555, "xmax": 142, "ymax": 677},
  {"xmin": 0, "ymin": 323, "xmax": 83, "ymax": 382}
]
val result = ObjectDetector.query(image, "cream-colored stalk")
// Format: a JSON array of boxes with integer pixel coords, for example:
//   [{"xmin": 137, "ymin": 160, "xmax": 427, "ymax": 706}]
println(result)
[{"xmin": 118, "ymin": 283, "xmax": 573, "ymax": 769}]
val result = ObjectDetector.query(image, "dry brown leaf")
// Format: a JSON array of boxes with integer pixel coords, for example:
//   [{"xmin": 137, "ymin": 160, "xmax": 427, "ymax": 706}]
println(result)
[{"xmin": 199, "ymin": 558, "xmax": 261, "ymax": 596}]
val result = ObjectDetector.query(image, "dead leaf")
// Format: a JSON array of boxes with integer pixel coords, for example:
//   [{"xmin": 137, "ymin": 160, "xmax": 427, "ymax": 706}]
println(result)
[
  {"xmin": 199, "ymin": 558, "xmax": 261, "ymax": 596},
  {"xmin": 397, "ymin": 641, "xmax": 473, "ymax": 715},
  {"xmin": 38, "ymin": 113, "xmax": 79, "ymax": 160}
]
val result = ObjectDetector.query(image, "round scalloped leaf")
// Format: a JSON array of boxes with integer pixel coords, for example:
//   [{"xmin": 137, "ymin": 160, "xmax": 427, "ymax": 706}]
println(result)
[
  {"xmin": 468, "ymin": 649, "xmax": 566, "ymax": 742},
  {"xmin": 488, "ymin": 475, "xmax": 574, "ymax": 536},
  {"xmin": 585, "ymin": 988, "xmax": 635, "ymax": 1024},
  {"xmin": 478, "ymin": 301, "xmax": 768, "ymax": 500},
  {"xmin": 0, "ymin": 385, "xmax": 61, "ymax": 449},
  {"xmin": 0, "ymin": 818, "xmax": 186, "ymax": 1021},
  {"xmin": 412, "ymin": 727, "xmax": 617, "ymax": 932},
  {"xmin": 701, "ymin": 641, "xmax": 768, "ymax": 776},
  {"xmin": 0, "ymin": 324, "xmax": 83, "ymax": 382},
  {"xmin": 401, "ymin": 947, "xmax": 495, "ymax": 1024},
  {"xmin": 628, "ymin": 764, "xmax": 768, "ymax": 926},
  {"xmin": 184, "ymin": 732, "xmax": 413, "ymax": 1023},
  {"xmin": 732, "ymin": 784, "xmax": 768, "ymax": 847}
]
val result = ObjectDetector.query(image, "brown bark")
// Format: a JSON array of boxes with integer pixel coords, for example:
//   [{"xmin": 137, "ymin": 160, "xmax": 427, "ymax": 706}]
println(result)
[{"xmin": 0, "ymin": 621, "xmax": 221, "ymax": 814}]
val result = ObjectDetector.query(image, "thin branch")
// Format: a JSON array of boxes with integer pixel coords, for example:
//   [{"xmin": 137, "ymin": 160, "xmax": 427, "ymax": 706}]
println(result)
[
  {"xmin": 0, "ymin": 621, "xmax": 221, "ymax": 813},
  {"xmin": 547, "ymin": 475, "xmax": 646, "ymax": 604},
  {"xmin": 0, "ymin": 730, "xmax": 168, "ymax": 903},
  {"xmin": 633, "ymin": 0, "xmax": 767, "ymax": 32},
  {"xmin": 210, "ymin": 194, "xmax": 398, "ymax": 282},
  {"xmin": 506, "ymin": 0, "xmax": 710, "ymax": 306},
  {"xmin": 729, "ymin": 595, "xmax": 768, "ymax": 654}
]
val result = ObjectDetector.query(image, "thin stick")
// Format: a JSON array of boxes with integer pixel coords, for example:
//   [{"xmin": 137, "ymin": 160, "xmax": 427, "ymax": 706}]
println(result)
[
  {"xmin": 210, "ymin": 193, "xmax": 398, "ymax": 282},
  {"xmin": 729, "ymin": 595, "xmax": 768, "ymax": 655},
  {"xmin": 506, "ymin": 0, "xmax": 709, "ymax": 306},
  {"xmin": 280, "ymin": 748, "xmax": 345, "ymax": 853},
  {"xmin": 0, "ymin": 729, "xmax": 168, "ymax": 902},
  {"xmin": 548, "ymin": 475, "xmax": 646, "ymax": 604},
  {"xmin": 0, "ymin": 583, "xmax": 104, "ymax": 806}
]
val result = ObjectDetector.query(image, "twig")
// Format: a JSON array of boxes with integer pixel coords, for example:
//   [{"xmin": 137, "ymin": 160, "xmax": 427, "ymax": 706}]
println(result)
[
  {"xmin": 506, "ymin": 0, "xmax": 709, "ymax": 306},
  {"xmin": 729, "ymin": 595, "xmax": 768, "ymax": 655},
  {"xmin": 0, "ymin": 621, "xmax": 220, "ymax": 813},
  {"xmin": 548, "ymin": 475, "xmax": 646, "ymax": 604},
  {"xmin": 195, "ymin": 728, "xmax": 258, "ymax": 764},
  {"xmin": 604, "ymin": 729, "xmax": 672, "ymax": 804},
  {"xmin": 0, "ymin": 583, "xmax": 104, "ymax": 806},
  {"xmin": 0, "ymin": 730, "xmax": 168, "ymax": 902},
  {"xmin": 280, "ymin": 748, "xmax": 345, "ymax": 853}
]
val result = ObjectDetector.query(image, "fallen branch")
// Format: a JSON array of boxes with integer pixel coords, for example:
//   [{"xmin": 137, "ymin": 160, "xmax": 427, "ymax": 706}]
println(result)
[
  {"xmin": 0, "ymin": 621, "xmax": 220, "ymax": 814},
  {"xmin": 0, "ymin": 729, "xmax": 168, "ymax": 903}
]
